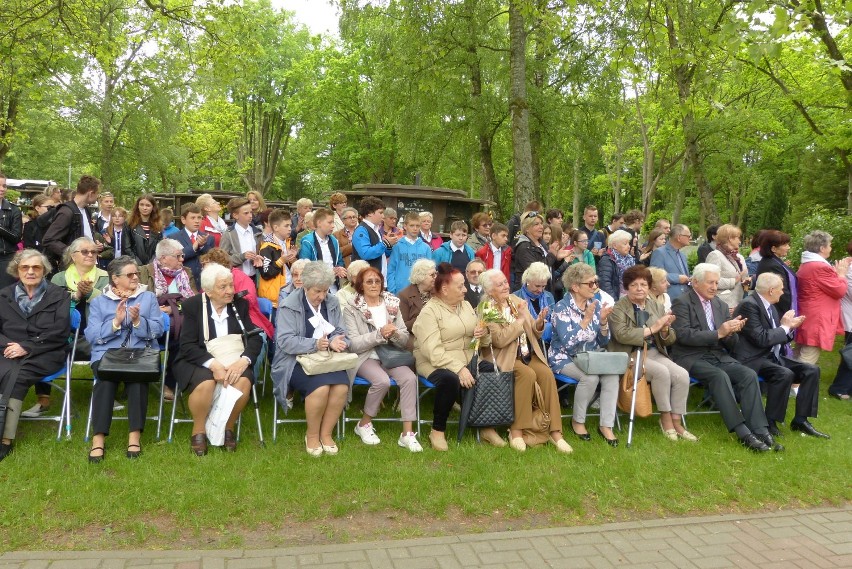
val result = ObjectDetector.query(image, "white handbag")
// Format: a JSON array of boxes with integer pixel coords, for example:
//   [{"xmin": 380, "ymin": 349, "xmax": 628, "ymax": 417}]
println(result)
[
  {"xmin": 297, "ymin": 350, "xmax": 358, "ymax": 375},
  {"xmin": 202, "ymin": 294, "xmax": 245, "ymax": 366}
]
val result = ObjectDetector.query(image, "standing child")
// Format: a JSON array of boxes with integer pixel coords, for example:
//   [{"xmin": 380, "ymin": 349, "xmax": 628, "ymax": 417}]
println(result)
[
  {"xmin": 259, "ymin": 209, "xmax": 296, "ymax": 311},
  {"xmin": 475, "ymin": 222, "xmax": 512, "ymax": 283},
  {"xmin": 432, "ymin": 220, "xmax": 475, "ymax": 273},
  {"xmin": 387, "ymin": 212, "xmax": 433, "ymax": 295}
]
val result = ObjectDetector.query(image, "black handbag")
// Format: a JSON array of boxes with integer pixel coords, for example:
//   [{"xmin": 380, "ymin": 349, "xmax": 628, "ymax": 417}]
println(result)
[
  {"xmin": 97, "ymin": 325, "xmax": 161, "ymax": 383},
  {"xmin": 467, "ymin": 353, "xmax": 515, "ymax": 428},
  {"xmin": 374, "ymin": 343, "xmax": 415, "ymax": 369}
]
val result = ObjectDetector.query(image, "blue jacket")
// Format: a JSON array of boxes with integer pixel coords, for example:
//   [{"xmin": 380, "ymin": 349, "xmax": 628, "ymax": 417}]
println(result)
[
  {"xmin": 650, "ymin": 242, "xmax": 690, "ymax": 300},
  {"xmin": 432, "ymin": 241, "xmax": 474, "ymax": 266},
  {"xmin": 387, "ymin": 237, "xmax": 433, "ymax": 294},
  {"xmin": 352, "ymin": 223, "xmax": 391, "ymax": 264},
  {"xmin": 162, "ymin": 222, "xmax": 180, "ymax": 238},
  {"xmin": 513, "ymin": 285, "xmax": 555, "ymax": 343},
  {"xmin": 85, "ymin": 286, "xmax": 165, "ymax": 363},
  {"xmin": 298, "ymin": 231, "xmax": 344, "ymax": 267}
]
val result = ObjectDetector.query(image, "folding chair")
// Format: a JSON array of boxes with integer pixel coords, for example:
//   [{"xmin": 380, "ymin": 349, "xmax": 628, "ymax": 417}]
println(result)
[
  {"xmin": 416, "ymin": 375, "xmax": 461, "ymax": 434},
  {"xmin": 682, "ymin": 375, "xmax": 763, "ymax": 429},
  {"xmin": 339, "ymin": 376, "xmax": 409, "ymax": 439},
  {"xmin": 22, "ymin": 310, "xmax": 81, "ymax": 441},
  {"xmin": 84, "ymin": 314, "xmax": 170, "ymax": 442}
]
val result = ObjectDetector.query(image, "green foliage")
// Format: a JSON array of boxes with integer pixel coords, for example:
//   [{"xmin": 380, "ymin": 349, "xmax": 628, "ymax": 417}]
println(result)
[{"xmin": 788, "ymin": 206, "xmax": 852, "ymax": 268}]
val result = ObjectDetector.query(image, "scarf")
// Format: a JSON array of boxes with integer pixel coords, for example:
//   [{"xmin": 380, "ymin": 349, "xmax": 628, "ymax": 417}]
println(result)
[
  {"xmin": 721, "ymin": 244, "xmax": 744, "ymax": 273},
  {"xmin": 15, "ymin": 280, "xmax": 48, "ymax": 315},
  {"xmin": 152, "ymin": 258, "xmax": 194, "ymax": 298},
  {"xmin": 500, "ymin": 297, "xmax": 529, "ymax": 358},
  {"xmin": 65, "ymin": 264, "xmax": 99, "ymax": 293},
  {"xmin": 609, "ymin": 249, "xmax": 634, "ymax": 295},
  {"xmin": 206, "ymin": 215, "xmax": 227, "ymax": 233},
  {"xmin": 353, "ymin": 291, "xmax": 401, "ymax": 325}
]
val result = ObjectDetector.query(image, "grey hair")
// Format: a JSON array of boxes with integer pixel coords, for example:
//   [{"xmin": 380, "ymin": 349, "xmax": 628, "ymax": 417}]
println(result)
[
  {"xmin": 562, "ymin": 262, "xmax": 595, "ymax": 291},
  {"xmin": 6, "ymin": 248, "xmax": 51, "ymax": 277},
  {"xmin": 290, "ymin": 258, "xmax": 309, "ymax": 275},
  {"xmin": 63, "ymin": 236, "xmax": 97, "ymax": 268},
  {"xmin": 522, "ymin": 261, "xmax": 551, "ymax": 284},
  {"xmin": 672, "ymin": 224, "xmax": 690, "ymax": 238},
  {"xmin": 383, "ymin": 207, "xmax": 397, "ymax": 218},
  {"xmin": 755, "ymin": 272, "xmax": 783, "ymax": 294},
  {"xmin": 466, "ymin": 258, "xmax": 486, "ymax": 272},
  {"xmin": 803, "ymin": 230, "xmax": 832, "ymax": 253},
  {"xmin": 347, "ymin": 260, "xmax": 369, "ymax": 282},
  {"xmin": 296, "ymin": 197, "xmax": 313, "ymax": 208},
  {"xmin": 419, "ymin": 211, "xmax": 433, "ymax": 222},
  {"xmin": 200, "ymin": 263, "xmax": 232, "ymax": 292},
  {"xmin": 409, "ymin": 258, "xmax": 437, "ymax": 284},
  {"xmin": 607, "ymin": 229, "xmax": 632, "ymax": 247},
  {"xmin": 106, "ymin": 256, "xmax": 138, "ymax": 285},
  {"xmin": 341, "ymin": 206, "xmax": 357, "ymax": 219},
  {"xmin": 479, "ymin": 269, "xmax": 505, "ymax": 293},
  {"xmin": 195, "ymin": 193, "xmax": 216, "ymax": 209},
  {"xmin": 156, "ymin": 238, "xmax": 183, "ymax": 259},
  {"xmin": 301, "ymin": 261, "xmax": 335, "ymax": 289},
  {"xmin": 691, "ymin": 262, "xmax": 721, "ymax": 283}
]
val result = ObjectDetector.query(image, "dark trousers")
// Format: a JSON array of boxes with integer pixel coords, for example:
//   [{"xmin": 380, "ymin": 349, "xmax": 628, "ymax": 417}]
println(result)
[
  {"xmin": 829, "ymin": 332, "xmax": 852, "ymax": 397},
  {"xmin": 690, "ymin": 354, "xmax": 768, "ymax": 433},
  {"xmin": 427, "ymin": 369, "xmax": 461, "ymax": 432},
  {"xmin": 0, "ymin": 253, "xmax": 14, "ymax": 288},
  {"xmin": 745, "ymin": 356, "xmax": 820, "ymax": 422},
  {"xmin": 91, "ymin": 361, "xmax": 149, "ymax": 436}
]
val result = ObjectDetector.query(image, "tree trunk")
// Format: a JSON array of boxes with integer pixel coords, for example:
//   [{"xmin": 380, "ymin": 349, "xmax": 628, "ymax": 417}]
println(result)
[
  {"xmin": 673, "ymin": 159, "xmax": 687, "ymax": 225},
  {"xmin": 509, "ymin": 1, "xmax": 535, "ymax": 211},
  {"xmin": 0, "ymin": 92, "xmax": 19, "ymax": 165},
  {"xmin": 572, "ymin": 154, "xmax": 581, "ymax": 228}
]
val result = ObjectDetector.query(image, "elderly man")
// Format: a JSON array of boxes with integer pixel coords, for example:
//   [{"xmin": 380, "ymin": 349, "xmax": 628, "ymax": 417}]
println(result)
[
  {"xmin": 464, "ymin": 258, "xmax": 487, "ymax": 307},
  {"xmin": 732, "ymin": 273, "xmax": 829, "ymax": 439},
  {"xmin": 671, "ymin": 263, "xmax": 778, "ymax": 452},
  {"xmin": 651, "ymin": 223, "xmax": 692, "ymax": 300}
]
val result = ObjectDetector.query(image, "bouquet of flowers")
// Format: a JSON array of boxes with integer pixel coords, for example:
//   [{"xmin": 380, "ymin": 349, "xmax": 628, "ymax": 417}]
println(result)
[{"xmin": 469, "ymin": 298, "xmax": 508, "ymax": 350}]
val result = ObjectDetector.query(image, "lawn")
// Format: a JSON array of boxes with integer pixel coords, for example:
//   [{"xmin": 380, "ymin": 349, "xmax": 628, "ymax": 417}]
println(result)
[{"xmin": 1, "ymin": 343, "xmax": 850, "ymax": 551}]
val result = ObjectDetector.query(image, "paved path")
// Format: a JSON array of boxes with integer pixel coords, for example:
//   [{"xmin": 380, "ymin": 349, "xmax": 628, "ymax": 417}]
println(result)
[{"xmin": 2, "ymin": 506, "xmax": 850, "ymax": 568}]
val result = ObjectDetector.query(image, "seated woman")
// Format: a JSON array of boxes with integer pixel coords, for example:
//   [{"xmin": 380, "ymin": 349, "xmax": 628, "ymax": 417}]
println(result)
[
  {"xmin": 398, "ymin": 258, "xmax": 437, "ymax": 340},
  {"xmin": 548, "ymin": 263, "xmax": 619, "ymax": 446},
  {"xmin": 85, "ymin": 256, "xmax": 165, "ymax": 462},
  {"xmin": 272, "ymin": 262, "xmax": 352, "ymax": 457},
  {"xmin": 342, "ymin": 267, "xmax": 421, "ymax": 452},
  {"xmin": 0, "ymin": 250, "xmax": 71, "ymax": 461},
  {"xmin": 336, "ymin": 259, "xmax": 369, "ymax": 308},
  {"xmin": 413, "ymin": 263, "xmax": 486, "ymax": 451},
  {"xmin": 608, "ymin": 266, "xmax": 696, "ymax": 442},
  {"xmin": 173, "ymin": 264, "xmax": 262, "ymax": 456},
  {"xmin": 479, "ymin": 269, "xmax": 572, "ymax": 453},
  {"xmin": 278, "ymin": 258, "xmax": 308, "ymax": 304},
  {"xmin": 513, "ymin": 261, "xmax": 555, "ymax": 343}
]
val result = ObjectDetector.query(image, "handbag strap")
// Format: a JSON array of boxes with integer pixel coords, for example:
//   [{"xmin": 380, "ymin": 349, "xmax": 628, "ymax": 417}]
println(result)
[
  {"xmin": 118, "ymin": 301, "xmax": 150, "ymax": 348},
  {"xmin": 476, "ymin": 346, "xmax": 502, "ymax": 377},
  {"xmin": 202, "ymin": 293, "xmax": 210, "ymax": 343}
]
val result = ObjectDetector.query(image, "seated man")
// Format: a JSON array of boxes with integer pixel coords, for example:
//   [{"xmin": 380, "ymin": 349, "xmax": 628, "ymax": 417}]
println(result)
[
  {"xmin": 670, "ymin": 263, "xmax": 779, "ymax": 452},
  {"xmin": 733, "ymin": 273, "xmax": 829, "ymax": 439}
]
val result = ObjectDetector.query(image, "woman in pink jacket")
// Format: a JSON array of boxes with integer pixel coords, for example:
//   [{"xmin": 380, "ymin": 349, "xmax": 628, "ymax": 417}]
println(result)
[{"xmin": 795, "ymin": 231, "xmax": 851, "ymax": 365}]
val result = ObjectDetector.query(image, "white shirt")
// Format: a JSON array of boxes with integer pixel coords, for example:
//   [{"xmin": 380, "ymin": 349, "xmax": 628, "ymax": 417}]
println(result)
[
  {"xmin": 450, "ymin": 242, "xmax": 465, "ymax": 253},
  {"xmin": 490, "ymin": 243, "xmax": 502, "ymax": 271},
  {"xmin": 363, "ymin": 219, "xmax": 388, "ymax": 277},
  {"xmin": 316, "ymin": 233, "xmax": 333, "ymax": 269},
  {"xmin": 235, "ymin": 224, "xmax": 257, "ymax": 276},
  {"xmin": 80, "ymin": 206, "xmax": 93, "ymax": 240},
  {"xmin": 367, "ymin": 303, "xmax": 388, "ymax": 360},
  {"xmin": 114, "ymin": 229, "xmax": 122, "ymax": 257}
]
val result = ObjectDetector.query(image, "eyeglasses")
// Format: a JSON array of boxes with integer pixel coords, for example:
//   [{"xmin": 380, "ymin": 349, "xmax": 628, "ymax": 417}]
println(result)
[
  {"xmin": 76, "ymin": 249, "xmax": 98, "ymax": 256},
  {"xmin": 121, "ymin": 272, "xmax": 140, "ymax": 278},
  {"xmin": 363, "ymin": 279, "xmax": 382, "ymax": 285},
  {"xmin": 576, "ymin": 239, "xmax": 589, "ymax": 243},
  {"xmin": 18, "ymin": 264, "xmax": 44, "ymax": 272},
  {"xmin": 343, "ymin": 215, "xmax": 357, "ymax": 220},
  {"xmin": 168, "ymin": 253, "xmax": 185, "ymax": 259},
  {"xmin": 679, "ymin": 233, "xmax": 692, "ymax": 239},
  {"xmin": 580, "ymin": 279, "xmax": 599, "ymax": 288}
]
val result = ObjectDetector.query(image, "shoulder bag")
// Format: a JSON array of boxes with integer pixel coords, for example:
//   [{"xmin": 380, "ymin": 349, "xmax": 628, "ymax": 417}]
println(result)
[
  {"xmin": 521, "ymin": 382, "xmax": 551, "ymax": 447},
  {"xmin": 202, "ymin": 293, "xmax": 246, "ymax": 367},
  {"xmin": 574, "ymin": 350, "xmax": 628, "ymax": 375},
  {"xmin": 616, "ymin": 343, "xmax": 653, "ymax": 418},
  {"xmin": 375, "ymin": 342, "xmax": 415, "ymax": 369},
  {"xmin": 98, "ymin": 323, "xmax": 161, "ymax": 383},
  {"xmin": 467, "ymin": 352, "xmax": 514, "ymax": 428}
]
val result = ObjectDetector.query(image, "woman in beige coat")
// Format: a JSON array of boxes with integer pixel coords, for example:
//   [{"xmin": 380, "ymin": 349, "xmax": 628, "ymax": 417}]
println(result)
[
  {"xmin": 608, "ymin": 265, "xmax": 696, "ymax": 441},
  {"xmin": 479, "ymin": 269, "xmax": 572, "ymax": 454},
  {"xmin": 705, "ymin": 224, "xmax": 749, "ymax": 309}
]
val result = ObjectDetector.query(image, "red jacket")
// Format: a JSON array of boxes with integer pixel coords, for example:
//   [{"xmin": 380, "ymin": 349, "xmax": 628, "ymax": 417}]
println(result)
[
  {"xmin": 476, "ymin": 244, "xmax": 512, "ymax": 281},
  {"xmin": 796, "ymin": 258, "xmax": 848, "ymax": 350}
]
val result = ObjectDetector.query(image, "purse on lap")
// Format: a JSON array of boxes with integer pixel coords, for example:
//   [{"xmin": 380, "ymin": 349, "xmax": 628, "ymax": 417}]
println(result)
[
  {"xmin": 202, "ymin": 294, "xmax": 246, "ymax": 367},
  {"xmin": 573, "ymin": 350, "xmax": 629, "ymax": 375},
  {"xmin": 98, "ymin": 326, "xmax": 161, "ymax": 383},
  {"xmin": 297, "ymin": 350, "xmax": 358, "ymax": 375},
  {"xmin": 374, "ymin": 343, "xmax": 415, "ymax": 369}
]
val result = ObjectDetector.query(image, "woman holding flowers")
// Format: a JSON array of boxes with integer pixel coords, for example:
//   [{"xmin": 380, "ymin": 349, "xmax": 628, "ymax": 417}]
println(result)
[
  {"xmin": 478, "ymin": 269, "xmax": 572, "ymax": 453},
  {"xmin": 342, "ymin": 267, "xmax": 422, "ymax": 452}
]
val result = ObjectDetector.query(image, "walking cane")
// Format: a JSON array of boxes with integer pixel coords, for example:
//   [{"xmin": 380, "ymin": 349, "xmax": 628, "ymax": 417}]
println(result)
[{"xmin": 627, "ymin": 306, "xmax": 649, "ymax": 448}]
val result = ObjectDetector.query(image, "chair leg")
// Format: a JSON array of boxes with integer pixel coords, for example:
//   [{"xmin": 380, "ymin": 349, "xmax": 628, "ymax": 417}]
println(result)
[
  {"xmin": 252, "ymin": 384, "xmax": 264, "ymax": 447},
  {"xmin": 272, "ymin": 398, "xmax": 278, "ymax": 442},
  {"xmin": 84, "ymin": 378, "xmax": 98, "ymax": 443},
  {"xmin": 168, "ymin": 384, "xmax": 181, "ymax": 443}
]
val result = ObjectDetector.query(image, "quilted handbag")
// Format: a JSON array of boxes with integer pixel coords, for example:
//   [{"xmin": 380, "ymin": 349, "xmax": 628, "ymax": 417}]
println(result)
[
  {"xmin": 574, "ymin": 350, "xmax": 629, "ymax": 375},
  {"xmin": 375, "ymin": 343, "xmax": 415, "ymax": 369},
  {"xmin": 98, "ymin": 327, "xmax": 161, "ymax": 383},
  {"xmin": 467, "ymin": 354, "xmax": 515, "ymax": 428}
]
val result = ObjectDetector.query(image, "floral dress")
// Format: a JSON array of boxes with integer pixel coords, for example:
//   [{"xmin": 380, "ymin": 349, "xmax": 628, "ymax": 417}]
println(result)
[{"xmin": 547, "ymin": 293, "xmax": 609, "ymax": 372}]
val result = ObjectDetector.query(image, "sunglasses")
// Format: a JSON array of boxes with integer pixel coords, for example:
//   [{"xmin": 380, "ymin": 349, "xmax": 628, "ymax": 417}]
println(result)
[{"xmin": 580, "ymin": 279, "xmax": 599, "ymax": 288}]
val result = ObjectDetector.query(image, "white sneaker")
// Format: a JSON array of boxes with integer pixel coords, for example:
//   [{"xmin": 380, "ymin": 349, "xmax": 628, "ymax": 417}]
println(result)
[
  {"xmin": 590, "ymin": 398, "xmax": 601, "ymax": 410},
  {"xmin": 21, "ymin": 403, "xmax": 49, "ymax": 418},
  {"xmin": 113, "ymin": 401, "xmax": 125, "ymax": 411},
  {"xmin": 398, "ymin": 432, "xmax": 423, "ymax": 452},
  {"xmin": 354, "ymin": 422, "xmax": 381, "ymax": 445}
]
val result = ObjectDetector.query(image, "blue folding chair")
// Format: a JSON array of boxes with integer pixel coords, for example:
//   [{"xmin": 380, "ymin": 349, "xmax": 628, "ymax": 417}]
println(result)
[{"xmin": 339, "ymin": 376, "xmax": 407, "ymax": 439}]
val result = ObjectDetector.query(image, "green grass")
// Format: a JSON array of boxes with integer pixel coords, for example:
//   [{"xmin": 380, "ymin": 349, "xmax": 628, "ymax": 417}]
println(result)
[{"xmin": 1, "ymin": 344, "xmax": 850, "ymax": 551}]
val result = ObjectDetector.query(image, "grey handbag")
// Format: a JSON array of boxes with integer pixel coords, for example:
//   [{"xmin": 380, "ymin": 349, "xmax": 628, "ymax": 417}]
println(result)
[
  {"xmin": 573, "ymin": 350, "xmax": 629, "ymax": 375},
  {"xmin": 374, "ymin": 343, "xmax": 415, "ymax": 368}
]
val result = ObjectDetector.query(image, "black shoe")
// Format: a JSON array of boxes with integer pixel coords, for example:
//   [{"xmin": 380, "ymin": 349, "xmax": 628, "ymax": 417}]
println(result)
[
  {"xmin": 767, "ymin": 423, "xmax": 783, "ymax": 437},
  {"xmin": 756, "ymin": 433, "xmax": 784, "ymax": 452},
  {"xmin": 740, "ymin": 434, "xmax": 770, "ymax": 452},
  {"xmin": 572, "ymin": 429, "xmax": 591, "ymax": 442},
  {"xmin": 88, "ymin": 446, "xmax": 105, "ymax": 464},
  {"xmin": 790, "ymin": 420, "xmax": 830, "ymax": 439},
  {"xmin": 598, "ymin": 427, "xmax": 618, "ymax": 448},
  {"xmin": 0, "ymin": 442, "xmax": 13, "ymax": 462},
  {"xmin": 126, "ymin": 444, "xmax": 142, "ymax": 459}
]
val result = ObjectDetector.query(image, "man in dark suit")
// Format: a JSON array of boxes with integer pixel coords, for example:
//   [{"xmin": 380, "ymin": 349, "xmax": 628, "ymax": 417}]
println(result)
[
  {"xmin": 733, "ymin": 273, "xmax": 829, "ymax": 439},
  {"xmin": 173, "ymin": 203, "xmax": 213, "ymax": 288},
  {"xmin": 671, "ymin": 263, "xmax": 779, "ymax": 452},
  {"xmin": 464, "ymin": 258, "xmax": 486, "ymax": 307}
]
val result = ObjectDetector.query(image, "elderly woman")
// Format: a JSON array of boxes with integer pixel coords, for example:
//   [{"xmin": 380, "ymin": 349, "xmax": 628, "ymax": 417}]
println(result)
[
  {"xmin": 419, "ymin": 212, "xmax": 443, "ymax": 250},
  {"xmin": 479, "ymin": 269, "xmax": 572, "ymax": 453},
  {"xmin": 597, "ymin": 230, "xmax": 635, "ymax": 301},
  {"xmin": 278, "ymin": 258, "xmax": 309, "ymax": 304},
  {"xmin": 513, "ymin": 262, "xmax": 556, "ymax": 344},
  {"xmin": 608, "ymin": 266, "xmax": 696, "ymax": 441},
  {"xmin": 334, "ymin": 207, "xmax": 360, "ymax": 268},
  {"xmin": 336, "ymin": 259, "xmax": 369, "ymax": 309},
  {"xmin": 705, "ymin": 224, "xmax": 749, "ymax": 309},
  {"xmin": 511, "ymin": 214, "xmax": 549, "ymax": 292},
  {"xmin": 466, "ymin": 212, "xmax": 492, "ymax": 252},
  {"xmin": 173, "ymin": 264, "xmax": 262, "ymax": 455},
  {"xmin": 329, "ymin": 192, "xmax": 348, "ymax": 232},
  {"xmin": 413, "ymin": 263, "xmax": 486, "ymax": 451},
  {"xmin": 795, "ymin": 230, "xmax": 851, "ymax": 365},
  {"xmin": 0, "ymin": 250, "xmax": 71, "ymax": 461},
  {"xmin": 342, "ymin": 267, "xmax": 421, "ymax": 451},
  {"xmin": 755, "ymin": 230, "xmax": 796, "ymax": 315},
  {"xmin": 196, "ymin": 194, "xmax": 226, "ymax": 247},
  {"xmin": 639, "ymin": 229, "xmax": 667, "ymax": 266},
  {"xmin": 201, "ymin": 248, "xmax": 273, "ymax": 339},
  {"xmin": 272, "ymin": 262, "xmax": 351, "ymax": 456},
  {"xmin": 548, "ymin": 263, "xmax": 618, "ymax": 446},
  {"xmin": 52, "ymin": 237, "xmax": 110, "ymax": 318},
  {"xmin": 648, "ymin": 266, "xmax": 673, "ymax": 312},
  {"xmin": 85, "ymin": 256, "xmax": 164, "ymax": 462},
  {"xmin": 829, "ymin": 240, "xmax": 852, "ymax": 400},
  {"xmin": 399, "ymin": 258, "xmax": 437, "ymax": 336}
]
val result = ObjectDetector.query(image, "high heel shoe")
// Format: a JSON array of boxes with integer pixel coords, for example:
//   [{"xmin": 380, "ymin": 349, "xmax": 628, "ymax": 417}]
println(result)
[
  {"xmin": 126, "ymin": 444, "xmax": 142, "ymax": 459},
  {"xmin": 88, "ymin": 447, "xmax": 105, "ymax": 464},
  {"xmin": 598, "ymin": 427, "xmax": 618, "ymax": 447},
  {"xmin": 305, "ymin": 436, "xmax": 323, "ymax": 457}
]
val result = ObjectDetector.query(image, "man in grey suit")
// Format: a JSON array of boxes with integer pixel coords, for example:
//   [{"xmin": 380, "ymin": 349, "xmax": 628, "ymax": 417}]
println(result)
[
  {"xmin": 671, "ymin": 263, "xmax": 779, "ymax": 452},
  {"xmin": 732, "ymin": 273, "xmax": 828, "ymax": 439},
  {"xmin": 650, "ymin": 223, "xmax": 692, "ymax": 300}
]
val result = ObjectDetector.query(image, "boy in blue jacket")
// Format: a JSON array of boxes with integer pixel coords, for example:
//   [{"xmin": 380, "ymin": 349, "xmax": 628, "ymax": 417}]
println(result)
[
  {"xmin": 387, "ymin": 212, "xmax": 433, "ymax": 294},
  {"xmin": 432, "ymin": 220, "xmax": 474, "ymax": 273}
]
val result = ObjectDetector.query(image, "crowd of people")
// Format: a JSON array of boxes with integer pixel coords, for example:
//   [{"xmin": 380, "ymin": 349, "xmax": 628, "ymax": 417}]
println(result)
[{"xmin": 0, "ymin": 172, "xmax": 848, "ymax": 462}]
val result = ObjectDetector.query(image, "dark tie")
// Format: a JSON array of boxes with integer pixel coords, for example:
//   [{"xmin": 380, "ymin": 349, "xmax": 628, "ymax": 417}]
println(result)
[
  {"xmin": 115, "ymin": 231, "xmax": 121, "ymax": 256},
  {"xmin": 767, "ymin": 307, "xmax": 782, "ymax": 360}
]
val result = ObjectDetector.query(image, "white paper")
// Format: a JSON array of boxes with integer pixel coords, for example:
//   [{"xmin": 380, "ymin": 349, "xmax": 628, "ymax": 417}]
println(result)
[{"xmin": 205, "ymin": 384, "xmax": 243, "ymax": 446}]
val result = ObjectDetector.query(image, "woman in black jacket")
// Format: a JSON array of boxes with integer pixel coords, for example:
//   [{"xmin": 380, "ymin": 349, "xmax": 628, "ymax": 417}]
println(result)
[{"xmin": 510, "ymin": 213, "xmax": 549, "ymax": 291}]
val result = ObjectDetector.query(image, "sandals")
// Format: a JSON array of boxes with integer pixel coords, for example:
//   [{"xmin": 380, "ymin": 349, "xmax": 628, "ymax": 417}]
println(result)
[
  {"xmin": 88, "ymin": 447, "xmax": 105, "ymax": 464},
  {"xmin": 126, "ymin": 444, "xmax": 142, "ymax": 459}
]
